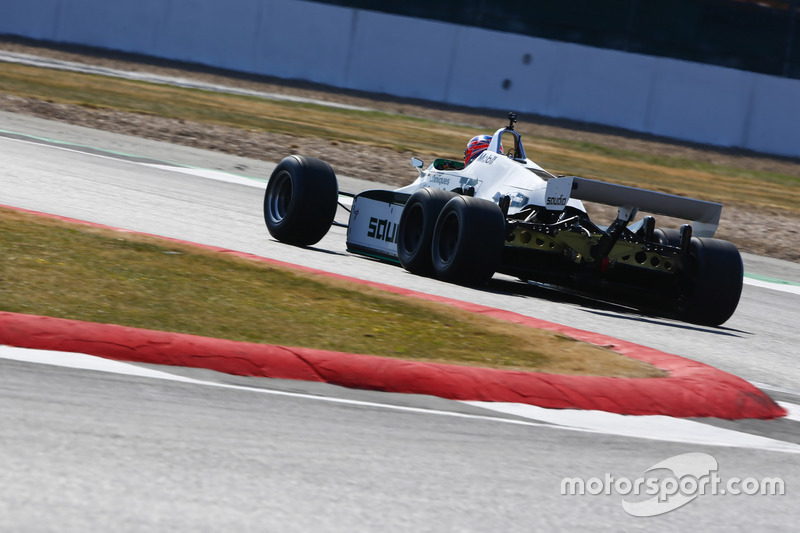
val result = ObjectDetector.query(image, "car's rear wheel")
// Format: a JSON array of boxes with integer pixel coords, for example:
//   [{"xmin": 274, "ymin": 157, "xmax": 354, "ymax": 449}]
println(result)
[
  {"xmin": 264, "ymin": 156, "xmax": 338, "ymax": 246},
  {"xmin": 397, "ymin": 188, "xmax": 458, "ymax": 274},
  {"xmin": 431, "ymin": 196, "xmax": 506, "ymax": 286},
  {"xmin": 653, "ymin": 228, "xmax": 681, "ymax": 246},
  {"xmin": 675, "ymin": 237, "xmax": 743, "ymax": 326}
]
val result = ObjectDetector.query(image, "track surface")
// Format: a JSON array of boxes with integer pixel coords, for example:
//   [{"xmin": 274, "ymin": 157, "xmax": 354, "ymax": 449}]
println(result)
[{"xmin": 2, "ymin": 112, "xmax": 800, "ymax": 530}]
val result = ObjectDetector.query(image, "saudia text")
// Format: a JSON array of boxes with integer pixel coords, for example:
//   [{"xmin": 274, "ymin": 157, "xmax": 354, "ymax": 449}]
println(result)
[{"xmin": 367, "ymin": 217, "xmax": 398, "ymax": 243}]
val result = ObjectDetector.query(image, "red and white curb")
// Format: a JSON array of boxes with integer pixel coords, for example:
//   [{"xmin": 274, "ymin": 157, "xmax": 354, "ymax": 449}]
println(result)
[
  {"xmin": 0, "ymin": 205, "xmax": 787, "ymax": 420},
  {"xmin": 2, "ymin": 344, "xmax": 798, "ymax": 454}
]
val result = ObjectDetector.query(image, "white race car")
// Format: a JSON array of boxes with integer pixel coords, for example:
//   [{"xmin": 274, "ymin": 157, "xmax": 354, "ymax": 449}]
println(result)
[{"xmin": 263, "ymin": 113, "xmax": 743, "ymax": 326}]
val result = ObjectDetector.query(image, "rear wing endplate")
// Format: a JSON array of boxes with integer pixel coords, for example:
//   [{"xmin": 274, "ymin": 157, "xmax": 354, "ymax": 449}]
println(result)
[{"xmin": 545, "ymin": 176, "xmax": 722, "ymax": 237}]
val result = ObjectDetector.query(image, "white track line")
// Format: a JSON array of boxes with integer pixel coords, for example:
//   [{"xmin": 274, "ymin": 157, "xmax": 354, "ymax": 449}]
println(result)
[
  {"xmin": 777, "ymin": 403, "xmax": 800, "ymax": 423},
  {"xmin": 0, "ymin": 51, "xmax": 374, "ymax": 112},
  {"xmin": 2, "ymin": 345, "xmax": 799, "ymax": 454},
  {"xmin": 464, "ymin": 401, "xmax": 800, "ymax": 454},
  {"xmin": 743, "ymin": 276, "xmax": 800, "ymax": 296}
]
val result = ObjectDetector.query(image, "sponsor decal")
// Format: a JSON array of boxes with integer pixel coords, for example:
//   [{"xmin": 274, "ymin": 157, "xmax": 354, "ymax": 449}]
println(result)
[
  {"xmin": 367, "ymin": 217, "xmax": 398, "ymax": 243},
  {"xmin": 546, "ymin": 196, "xmax": 567, "ymax": 206},
  {"xmin": 544, "ymin": 176, "xmax": 573, "ymax": 211},
  {"xmin": 424, "ymin": 174, "xmax": 451, "ymax": 187},
  {"xmin": 477, "ymin": 152, "xmax": 498, "ymax": 164}
]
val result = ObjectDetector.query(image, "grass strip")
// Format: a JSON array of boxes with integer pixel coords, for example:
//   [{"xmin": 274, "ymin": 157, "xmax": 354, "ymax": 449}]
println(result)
[
  {"xmin": 1, "ymin": 62, "xmax": 799, "ymax": 213},
  {"xmin": 0, "ymin": 62, "xmax": 473, "ymax": 156},
  {"xmin": 0, "ymin": 207, "xmax": 664, "ymax": 378}
]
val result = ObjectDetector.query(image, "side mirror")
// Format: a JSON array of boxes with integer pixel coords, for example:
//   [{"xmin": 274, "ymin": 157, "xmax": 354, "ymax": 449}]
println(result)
[{"xmin": 410, "ymin": 157, "xmax": 424, "ymax": 168}]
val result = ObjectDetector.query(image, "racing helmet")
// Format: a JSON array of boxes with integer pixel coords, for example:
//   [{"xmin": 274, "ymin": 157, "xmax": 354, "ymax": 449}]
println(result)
[{"xmin": 464, "ymin": 134, "xmax": 499, "ymax": 164}]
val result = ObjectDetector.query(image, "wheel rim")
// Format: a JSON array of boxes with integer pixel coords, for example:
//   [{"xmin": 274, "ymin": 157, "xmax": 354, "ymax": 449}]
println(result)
[{"xmin": 267, "ymin": 171, "xmax": 293, "ymax": 225}]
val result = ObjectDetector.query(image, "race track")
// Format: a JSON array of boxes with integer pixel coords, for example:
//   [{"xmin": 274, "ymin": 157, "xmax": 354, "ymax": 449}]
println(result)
[{"xmin": 1, "ymin": 111, "xmax": 799, "ymax": 530}]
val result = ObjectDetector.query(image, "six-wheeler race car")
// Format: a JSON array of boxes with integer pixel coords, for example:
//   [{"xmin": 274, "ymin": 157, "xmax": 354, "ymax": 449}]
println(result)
[{"xmin": 263, "ymin": 113, "xmax": 743, "ymax": 326}]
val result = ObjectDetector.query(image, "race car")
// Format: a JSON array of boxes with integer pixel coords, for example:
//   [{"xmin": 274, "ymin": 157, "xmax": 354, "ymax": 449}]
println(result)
[{"xmin": 263, "ymin": 113, "xmax": 743, "ymax": 326}]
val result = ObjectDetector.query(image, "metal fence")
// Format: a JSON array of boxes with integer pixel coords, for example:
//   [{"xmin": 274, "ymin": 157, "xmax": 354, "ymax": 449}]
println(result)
[{"xmin": 313, "ymin": 0, "xmax": 800, "ymax": 78}]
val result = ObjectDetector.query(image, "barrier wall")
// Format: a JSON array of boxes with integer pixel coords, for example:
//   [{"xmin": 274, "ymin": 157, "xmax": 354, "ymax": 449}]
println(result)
[{"xmin": 2, "ymin": 0, "xmax": 799, "ymax": 159}]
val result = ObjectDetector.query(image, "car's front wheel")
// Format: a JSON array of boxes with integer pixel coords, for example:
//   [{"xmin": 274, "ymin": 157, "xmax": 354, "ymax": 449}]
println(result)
[
  {"xmin": 263, "ymin": 156, "xmax": 338, "ymax": 246},
  {"xmin": 431, "ymin": 196, "xmax": 506, "ymax": 286}
]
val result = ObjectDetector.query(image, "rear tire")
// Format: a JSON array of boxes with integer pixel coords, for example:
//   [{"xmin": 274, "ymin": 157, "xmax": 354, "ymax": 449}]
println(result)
[
  {"xmin": 397, "ymin": 188, "xmax": 457, "ymax": 275},
  {"xmin": 431, "ymin": 196, "xmax": 506, "ymax": 286},
  {"xmin": 653, "ymin": 228, "xmax": 681, "ymax": 246},
  {"xmin": 263, "ymin": 156, "xmax": 338, "ymax": 246},
  {"xmin": 676, "ymin": 237, "xmax": 743, "ymax": 326}
]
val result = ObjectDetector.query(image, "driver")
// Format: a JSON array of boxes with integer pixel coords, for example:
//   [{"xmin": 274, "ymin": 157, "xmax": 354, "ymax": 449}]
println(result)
[{"xmin": 464, "ymin": 135, "xmax": 500, "ymax": 165}]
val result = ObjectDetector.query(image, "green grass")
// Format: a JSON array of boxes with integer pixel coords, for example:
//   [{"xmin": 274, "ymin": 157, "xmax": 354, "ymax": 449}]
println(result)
[
  {"xmin": 547, "ymin": 137, "xmax": 798, "ymax": 186},
  {"xmin": 0, "ymin": 63, "xmax": 475, "ymax": 157},
  {"xmin": 0, "ymin": 207, "xmax": 664, "ymax": 378},
  {"xmin": 525, "ymin": 137, "xmax": 800, "ymax": 212}
]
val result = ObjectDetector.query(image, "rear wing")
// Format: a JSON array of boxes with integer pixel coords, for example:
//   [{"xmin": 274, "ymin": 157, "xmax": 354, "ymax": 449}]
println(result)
[{"xmin": 545, "ymin": 176, "xmax": 722, "ymax": 237}]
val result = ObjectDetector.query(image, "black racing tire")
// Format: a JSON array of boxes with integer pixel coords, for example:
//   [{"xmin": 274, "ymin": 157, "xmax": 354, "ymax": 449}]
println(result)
[
  {"xmin": 263, "ymin": 156, "xmax": 338, "ymax": 246},
  {"xmin": 397, "ymin": 188, "xmax": 458, "ymax": 275},
  {"xmin": 676, "ymin": 237, "xmax": 743, "ymax": 326},
  {"xmin": 653, "ymin": 228, "xmax": 682, "ymax": 246},
  {"xmin": 431, "ymin": 196, "xmax": 506, "ymax": 286}
]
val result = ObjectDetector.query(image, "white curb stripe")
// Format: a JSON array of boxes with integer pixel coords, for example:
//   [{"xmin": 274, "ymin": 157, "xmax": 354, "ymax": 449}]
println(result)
[{"xmin": 2, "ymin": 345, "xmax": 798, "ymax": 454}]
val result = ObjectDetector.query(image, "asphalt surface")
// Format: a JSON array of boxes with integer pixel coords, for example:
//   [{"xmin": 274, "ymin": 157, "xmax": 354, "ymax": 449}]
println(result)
[{"xmin": 1, "ymin": 111, "xmax": 800, "ymax": 531}]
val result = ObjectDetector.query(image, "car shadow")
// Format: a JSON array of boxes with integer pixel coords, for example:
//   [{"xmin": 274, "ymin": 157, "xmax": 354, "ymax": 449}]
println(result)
[
  {"xmin": 485, "ymin": 277, "xmax": 750, "ymax": 337},
  {"xmin": 268, "ymin": 239, "xmax": 352, "ymax": 257}
]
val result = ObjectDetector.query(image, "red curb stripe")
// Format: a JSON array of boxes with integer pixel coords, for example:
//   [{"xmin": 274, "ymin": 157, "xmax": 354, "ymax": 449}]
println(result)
[{"xmin": 0, "ymin": 205, "xmax": 786, "ymax": 419}]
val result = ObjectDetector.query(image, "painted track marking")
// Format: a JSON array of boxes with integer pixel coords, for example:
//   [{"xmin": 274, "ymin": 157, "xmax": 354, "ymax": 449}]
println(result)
[{"xmin": 2, "ymin": 345, "xmax": 799, "ymax": 454}]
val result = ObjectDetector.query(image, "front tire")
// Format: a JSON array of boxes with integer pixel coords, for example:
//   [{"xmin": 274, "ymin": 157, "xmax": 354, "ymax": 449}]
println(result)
[
  {"xmin": 263, "ymin": 156, "xmax": 338, "ymax": 246},
  {"xmin": 431, "ymin": 196, "xmax": 506, "ymax": 286}
]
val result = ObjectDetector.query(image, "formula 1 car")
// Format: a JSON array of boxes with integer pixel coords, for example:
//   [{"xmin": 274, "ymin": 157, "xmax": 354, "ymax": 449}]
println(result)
[{"xmin": 263, "ymin": 113, "xmax": 743, "ymax": 326}]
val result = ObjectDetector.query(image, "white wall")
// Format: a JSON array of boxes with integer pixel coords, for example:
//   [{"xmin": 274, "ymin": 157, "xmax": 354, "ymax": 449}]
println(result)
[{"xmin": 2, "ymin": 0, "xmax": 798, "ymax": 159}]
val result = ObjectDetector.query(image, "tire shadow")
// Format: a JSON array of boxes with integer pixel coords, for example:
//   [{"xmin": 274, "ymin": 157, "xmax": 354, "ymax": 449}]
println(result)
[{"xmin": 485, "ymin": 277, "xmax": 750, "ymax": 337}]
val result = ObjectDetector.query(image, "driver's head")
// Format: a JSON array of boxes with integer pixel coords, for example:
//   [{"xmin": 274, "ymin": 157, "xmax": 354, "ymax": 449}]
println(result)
[{"xmin": 464, "ymin": 135, "xmax": 493, "ymax": 164}]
